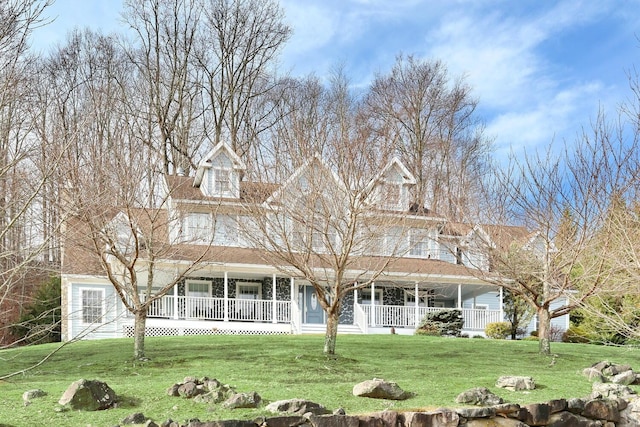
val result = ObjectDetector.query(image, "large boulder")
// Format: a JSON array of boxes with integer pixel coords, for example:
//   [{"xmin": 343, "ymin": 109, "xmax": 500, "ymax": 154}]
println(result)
[
  {"xmin": 620, "ymin": 396, "xmax": 640, "ymax": 426},
  {"xmin": 58, "ymin": 379, "xmax": 117, "ymax": 411},
  {"xmin": 455, "ymin": 387, "xmax": 503, "ymax": 406},
  {"xmin": 591, "ymin": 382, "xmax": 636, "ymax": 399},
  {"xmin": 402, "ymin": 410, "xmax": 460, "ymax": 427},
  {"xmin": 352, "ymin": 379, "xmax": 412, "ymax": 400},
  {"xmin": 582, "ymin": 399, "xmax": 620, "ymax": 423},
  {"xmin": 612, "ymin": 370, "xmax": 637, "ymax": 386},
  {"xmin": 496, "ymin": 376, "xmax": 535, "ymax": 391},
  {"xmin": 584, "ymin": 361, "xmax": 638, "ymax": 385}
]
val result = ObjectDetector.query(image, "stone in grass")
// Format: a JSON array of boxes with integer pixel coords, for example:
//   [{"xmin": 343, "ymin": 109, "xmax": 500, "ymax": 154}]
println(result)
[
  {"xmin": 121, "ymin": 412, "xmax": 148, "ymax": 424},
  {"xmin": 22, "ymin": 389, "xmax": 47, "ymax": 404},
  {"xmin": 223, "ymin": 392, "xmax": 262, "ymax": 409},
  {"xmin": 495, "ymin": 376, "xmax": 535, "ymax": 391},
  {"xmin": 352, "ymin": 378, "xmax": 413, "ymax": 400},
  {"xmin": 58, "ymin": 379, "xmax": 117, "ymax": 411},
  {"xmin": 455, "ymin": 387, "xmax": 503, "ymax": 406}
]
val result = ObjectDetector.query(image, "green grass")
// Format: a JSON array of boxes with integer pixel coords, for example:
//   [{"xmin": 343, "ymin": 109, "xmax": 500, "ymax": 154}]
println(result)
[{"xmin": 0, "ymin": 334, "xmax": 639, "ymax": 427}]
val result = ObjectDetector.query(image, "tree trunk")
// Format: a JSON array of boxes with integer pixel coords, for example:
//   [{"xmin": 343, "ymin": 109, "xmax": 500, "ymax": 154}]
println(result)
[
  {"xmin": 537, "ymin": 307, "xmax": 551, "ymax": 355},
  {"xmin": 323, "ymin": 310, "xmax": 340, "ymax": 355},
  {"xmin": 133, "ymin": 310, "xmax": 147, "ymax": 360}
]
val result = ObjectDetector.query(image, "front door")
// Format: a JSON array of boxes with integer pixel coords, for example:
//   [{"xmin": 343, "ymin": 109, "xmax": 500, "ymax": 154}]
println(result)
[{"xmin": 304, "ymin": 286, "xmax": 324, "ymax": 324}]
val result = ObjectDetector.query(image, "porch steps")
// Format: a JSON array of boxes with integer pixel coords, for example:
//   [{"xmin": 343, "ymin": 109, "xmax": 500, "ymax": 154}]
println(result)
[{"xmin": 300, "ymin": 323, "xmax": 364, "ymax": 334}]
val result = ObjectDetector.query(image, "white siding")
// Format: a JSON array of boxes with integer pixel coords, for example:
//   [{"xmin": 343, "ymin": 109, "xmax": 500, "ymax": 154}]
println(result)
[
  {"xmin": 69, "ymin": 282, "xmax": 122, "ymax": 340},
  {"xmin": 462, "ymin": 292, "xmax": 500, "ymax": 310}
]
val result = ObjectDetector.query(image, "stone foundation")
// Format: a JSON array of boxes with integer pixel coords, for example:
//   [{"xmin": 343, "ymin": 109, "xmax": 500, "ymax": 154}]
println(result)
[{"xmin": 153, "ymin": 397, "xmax": 640, "ymax": 427}]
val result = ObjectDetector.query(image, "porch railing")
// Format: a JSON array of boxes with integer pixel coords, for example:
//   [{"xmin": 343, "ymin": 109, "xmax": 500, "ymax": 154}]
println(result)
[
  {"xmin": 145, "ymin": 295, "xmax": 291, "ymax": 323},
  {"xmin": 358, "ymin": 304, "xmax": 502, "ymax": 331},
  {"xmin": 461, "ymin": 308, "xmax": 503, "ymax": 330}
]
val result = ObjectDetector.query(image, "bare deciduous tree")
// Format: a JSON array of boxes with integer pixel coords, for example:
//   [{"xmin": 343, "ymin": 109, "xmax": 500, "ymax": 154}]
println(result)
[
  {"xmin": 241, "ymin": 73, "xmax": 416, "ymax": 355},
  {"xmin": 196, "ymin": 0, "xmax": 291, "ymax": 158},
  {"xmin": 0, "ymin": 0, "xmax": 56, "ymax": 343},
  {"xmin": 123, "ymin": 0, "xmax": 205, "ymax": 175},
  {"xmin": 365, "ymin": 55, "xmax": 491, "ymax": 219},
  {"xmin": 474, "ymin": 110, "xmax": 639, "ymax": 355}
]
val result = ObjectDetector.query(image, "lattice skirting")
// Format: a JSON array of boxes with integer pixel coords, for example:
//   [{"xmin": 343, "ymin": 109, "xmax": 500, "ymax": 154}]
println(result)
[{"xmin": 122, "ymin": 325, "xmax": 291, "ymax": 337}]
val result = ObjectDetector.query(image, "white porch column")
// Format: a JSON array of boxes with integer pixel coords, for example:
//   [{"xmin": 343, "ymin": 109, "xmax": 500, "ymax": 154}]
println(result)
[
  {"xmin": 223, "ymin": 271, "xmax": 229, "ymax": 322},
  {"xmin": 353, "ymin": 283, "xmax": 358, "ymax": 325},
  {"xmin": 173, "ymin": 284, "xmax": 179, "ymax": 320},
  {"xmin": 414, "ymin": 282, "xmax": 419, "ymax": 327},
  {"xmin": 272, "ymin": 273, "xmax": 277, "ymax": 323},
  {"xmin": 370, "ymin": 282, "xmax": 376, "ymax": 327},
  {"xmin": 290, "ymin": 276, "xmax": 295, "ymax": 325},
  {"xmin": 290, "ymin": 277, "xmax": 295, "ymax": 303},
  {"xmin": 499, "ymin": 286, "xmax": 504, "ymax": 321},
  {"xmin": 457, "ymin": 284, "xmax": 462, "ymax": 309}
]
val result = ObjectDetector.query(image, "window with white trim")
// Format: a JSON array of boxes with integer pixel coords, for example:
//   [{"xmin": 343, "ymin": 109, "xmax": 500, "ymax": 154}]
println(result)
[
  {"xmin": 183, "ymin": 213, "xmax": 211, "ymax": 243},
  {"xmin": 359, "ymin": 289, "xmax": 383, "ymax": 305},
  {"xmin": 235, "ymin": 282, "xmax": 262, "ymax": 318},
  {"xmin": 381, "ymin": 183, "xmax": 402, "ymax": 210},
  {"xmin": 409, "ymin": 229, "xmax": 431, "ymax": 258},
  {"xmin": 81, "ymin": 289, "xmax": 104, "ymax": 324},
  {"xmin": 213, "ymin": 214, "xmax": 238, "ymax": 246},
  {"xmin": 404, "ymin": 290, "xmax": 429, "ymax": 307},
  {"xmin": 214, "ymin": 168, "xmax": 231, "ymax": 194},
  {"xmin": 236, "ymin": 282, "xmax": 262, "ymax": 300}
]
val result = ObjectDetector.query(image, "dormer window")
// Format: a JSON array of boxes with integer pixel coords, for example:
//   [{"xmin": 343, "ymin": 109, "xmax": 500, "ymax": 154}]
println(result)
[
  {"xmin": 382, "ymin": 182, "xmax": 402, "ymax": 210},
  {"xmin": 214, "ymin": 168, "xmax": 231, "ymax": 195},
  {"xmin": 193, "ymin": 142, "xmax": 246, "ymax": 198},
  {"xmin": 365, "ymin": 158, "xmax": 416, "ymax": 212}
]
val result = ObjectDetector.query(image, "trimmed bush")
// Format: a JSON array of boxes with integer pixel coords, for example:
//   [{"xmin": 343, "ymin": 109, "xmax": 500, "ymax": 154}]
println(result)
[
  {"xmin": 562, "ymin": 326, "xmax": 590, "ymax": 343},
  {"xmin": 485, "ymin": 321, "xmax": 511, "ymax": 339},
  {"xmin": 415, "ymin": 309, "xmax": 463, "ymax": 337}
]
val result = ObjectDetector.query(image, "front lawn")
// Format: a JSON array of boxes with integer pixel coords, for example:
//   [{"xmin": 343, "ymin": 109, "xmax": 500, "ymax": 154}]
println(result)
[{"xmin": 0, "ymin": 334, "xmax": 637, "ymax": 426}]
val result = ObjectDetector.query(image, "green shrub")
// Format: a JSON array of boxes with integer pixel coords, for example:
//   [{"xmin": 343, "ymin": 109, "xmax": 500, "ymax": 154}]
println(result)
[
  {"xmin": 530, "ymin": 330, "xmax": 538, "ymax": 337},
  {"xmin": 414, "ymin": 324, "xmax": 440, "ymax": 336},
  {"xmin": 415, "ymin": 309, "xmax": 463, "ymax": 337},
  {"xmin": 522, "ymin": 336, "xmax": 539, "ymax": 341},
  {"xmin": 10, "ymin": 276, "xmax": 61, "ymax": 344},
  {"xmin": 562, "ymin": 326, "xmax": 591, "ymax": 343},
  {"xmin": 485, "ymin": 321, "xmax": 511, "ymax": 339}
]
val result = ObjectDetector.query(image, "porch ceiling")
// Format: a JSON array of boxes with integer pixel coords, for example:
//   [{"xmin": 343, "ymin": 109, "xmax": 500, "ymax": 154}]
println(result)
[{"xmin": 380, "ymin": 282, "xmax": 499, "ymax": 300}]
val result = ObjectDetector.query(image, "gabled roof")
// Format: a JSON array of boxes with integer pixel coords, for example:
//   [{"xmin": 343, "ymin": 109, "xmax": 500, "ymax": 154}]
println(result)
[
  {"xmin": 194, "ymin": 141, "xmax": 246, "ymax": 187},
  {"xmin": 457, "ymin": 223, "xmax": 535, "ymax": 252},
  {"xmin": 364, "ymin": 157, "xmax": 416, "ymax": 196},
  {"xmin": 263, "ymin": 154, "xmax": 348, "ymax": 207},
  {"xmin": 165, "ymin": 175, "xmax": 278, "ymax": 204}
]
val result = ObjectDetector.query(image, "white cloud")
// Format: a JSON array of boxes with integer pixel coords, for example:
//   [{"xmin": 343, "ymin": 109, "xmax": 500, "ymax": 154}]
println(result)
[
  {"xmin": 280, "ymin": 1, "xmax": 338, "ymax": 56},
  {"xmin": 487, "ymin": 82, "xmax": 605, "ymax": 157}
]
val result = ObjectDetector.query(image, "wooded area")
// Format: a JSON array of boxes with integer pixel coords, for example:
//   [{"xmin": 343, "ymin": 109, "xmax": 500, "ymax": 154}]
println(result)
[{"xmin": 2, "ymin": 0, "xmax": 640, "ymax": 356}]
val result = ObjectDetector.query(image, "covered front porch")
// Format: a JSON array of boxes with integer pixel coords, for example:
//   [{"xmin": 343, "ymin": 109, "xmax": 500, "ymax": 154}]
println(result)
[{"xmin": 130, "ymin": 277, "xmax": 503, "ymax": 336}]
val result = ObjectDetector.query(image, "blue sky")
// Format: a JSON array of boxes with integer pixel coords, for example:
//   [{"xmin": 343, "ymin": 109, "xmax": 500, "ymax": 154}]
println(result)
[{"xmin": 32, "ymin": 0, "xmax": 640, "ymax": 160}]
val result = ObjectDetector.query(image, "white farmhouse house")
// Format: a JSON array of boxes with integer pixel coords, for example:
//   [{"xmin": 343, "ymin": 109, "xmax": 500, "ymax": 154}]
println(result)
[{"xmin": 60, "ymin": 141, "xmax": 568, "ymax": 340}]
